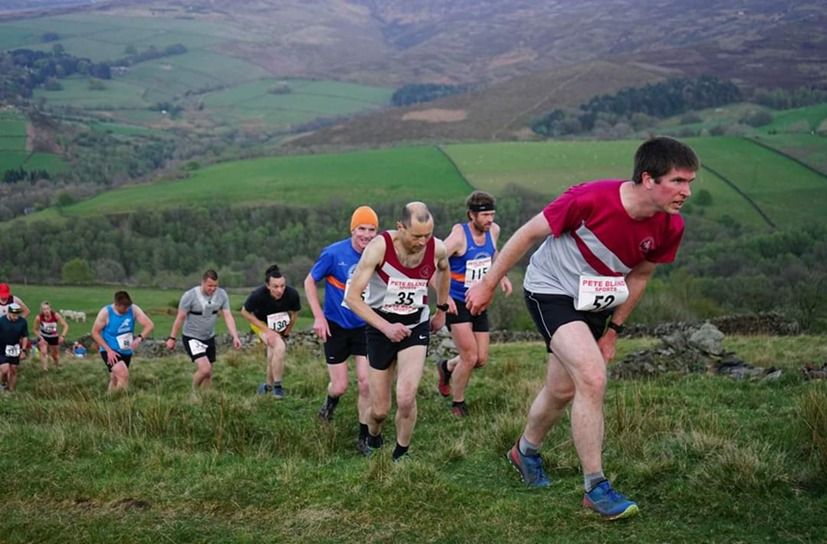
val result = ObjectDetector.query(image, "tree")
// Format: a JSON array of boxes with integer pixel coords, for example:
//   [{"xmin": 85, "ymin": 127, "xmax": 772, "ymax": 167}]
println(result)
[{"xmin": 61, "ymin": 258, "xmax": 94, "ymax": 284}]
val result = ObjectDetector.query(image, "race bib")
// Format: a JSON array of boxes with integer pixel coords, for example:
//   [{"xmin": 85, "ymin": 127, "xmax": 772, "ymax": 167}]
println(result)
[
  {"xmin": 42, "ymin": 322, "xmax": 58, "ymax": 334},
  {"xmin": 575, "ymin": 275, "xmax": 629, "ymax": 312},
  {"xmin": 464, "ymin": 257, "xmax": 492, "ymax": 287},
  {"xmin": 188, "ymin": 338, "xmax": 208, "ymax": 356},
  {"xmin": 5, "ymin": 344, "xmax": 20, "ymax": 357},
  {"xmin": 341, "ymin": 279, "xmax": 370, "ymax": 309},
  {"xmin": 381, "ymin": 278, "xmax": 428, "ymax": 315},
  {"xmin": 267, "ymin": 312, "xmax": 290, "ymax": 332},
  {"xmin": 116, "ymin": 332, "xmax": 133, "ymax": 351}
]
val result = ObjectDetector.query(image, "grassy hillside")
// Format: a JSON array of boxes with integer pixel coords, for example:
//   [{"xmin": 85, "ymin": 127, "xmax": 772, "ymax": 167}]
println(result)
[
  {"xmin": 0, "ymin": 109, "xmax": 67, "ymax": 174},
  {"xmin": 3, "ymin": 11, "xmax": 393, "ymax": 132},
  {"xmin": 41, "ymin": 146, "xmax": 471, "ymax": 217},
  {"xmin": 443, "ymin": 137, "xmax": 827, "ymax": 230},
  {"xmin": 0, "ymin": 336, "xmax": 825, "ymax": 542}
]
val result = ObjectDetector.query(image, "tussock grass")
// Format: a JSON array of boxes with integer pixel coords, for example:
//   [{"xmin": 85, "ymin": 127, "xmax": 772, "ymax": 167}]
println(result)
[{"xmin": 1, "ymin": 337, "xmax": 826, "ymax": 543}]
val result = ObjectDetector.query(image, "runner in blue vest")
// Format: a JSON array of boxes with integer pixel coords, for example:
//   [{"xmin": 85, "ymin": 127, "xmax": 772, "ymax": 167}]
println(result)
[
  {"xmin": 91, "ymin": 291, "xmax": 154, "ymax": 393},
  {"xmin": 304, "ymin": 206, "xmax": 379, "ymax": 455},
  {"xmin": 436, "ymin": 191, "xmax": 512, "ymax": 416}
]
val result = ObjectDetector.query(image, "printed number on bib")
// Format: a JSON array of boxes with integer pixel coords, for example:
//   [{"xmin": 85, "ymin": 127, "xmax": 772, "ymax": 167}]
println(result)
[
  {"xmin": 42, "ymin": 322, "xmax": 58, "ymax": 334},
  {"xmin": 342, "ymin": 279, "xmax": 370, "ymax": 310},
  {"xmin": 116, "ymin": 332, "xmax": 133, "ymax": 350},
  {"xmin": 382, "ymin": 278, "xmax": 428, "ymax": 315},
  {"xmin": 575, "ymin": 275, "xmax": 629, "ymax": 312},
  {"xmin": 464, "ymin": 257, "xmax": 492, "ymax": 287},
  {"xmin": 5, "ymin": 344, "xmax": 20, "ymax": 357},
  {"xmin": 188, "ymin": 338, "xmax": 208, "ymax": 356},
  {"xmin": 267, "ymin": 312, "xmax": 290, "ymax": 332}
]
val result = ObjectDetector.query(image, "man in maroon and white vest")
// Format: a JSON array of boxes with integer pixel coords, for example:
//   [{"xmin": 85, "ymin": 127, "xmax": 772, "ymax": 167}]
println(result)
[{"xmin": 346, "ymin": 202, "xmax": 453, "ymax": 461}]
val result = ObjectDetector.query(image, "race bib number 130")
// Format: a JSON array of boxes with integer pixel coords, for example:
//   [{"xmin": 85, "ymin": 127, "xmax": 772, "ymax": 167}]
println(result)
[{"xmin": 574, "ymin": 275, "xmax": 629, "ymax": 312}]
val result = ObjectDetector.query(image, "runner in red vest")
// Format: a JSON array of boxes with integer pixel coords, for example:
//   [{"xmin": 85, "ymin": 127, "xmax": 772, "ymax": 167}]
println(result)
[
  {"xmin": 467, "ymin": 136, "xmax": 699, "ymax": 520},
  {"xmin": 345, "ymin": 202, "xmax": 453, "ymax": 461},
  {"xmin": 34, "ymin": 302, "xmax": 69, "ymax": 370}
]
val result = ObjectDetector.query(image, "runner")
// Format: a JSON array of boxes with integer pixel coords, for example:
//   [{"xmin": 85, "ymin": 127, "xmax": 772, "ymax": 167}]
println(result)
[
  {"xmin": 91, "ymin": 291, "xmax": 155, "ymax": 393},
  {"xmin": 34, "ymin": 302, "xmax": 69, "ymax": 370},
  {"xmin": 305, "ymin": 205, "xmax": 379, "ymax": 453},
  {"xmin": 436, "ymin": 191, "xmax": 512, "ymax": 416},
  {"xmin": 345, "ymin": 202, "xmax": 452, "ymax": 460},
  {"xmin": 241, "ymin": 264, "xmax": 301, "ymax": 398},
  {"xmin": 0, "ymin": 303, "xmax": 29, "ymax": 392},
  {"xmin": 165, "ymin": 269, "xmax": 242, "ymax": 391},
  {"xmin": 466, "ymin": 136, "xmax": 698, "ymax": 520},
  {"xmin": 0, "ymin": 283, "xmax": 30, "ymax": 318}
]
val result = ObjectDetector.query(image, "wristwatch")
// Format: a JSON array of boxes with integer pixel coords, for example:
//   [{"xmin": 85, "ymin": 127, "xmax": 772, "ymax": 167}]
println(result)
[
  {"xmin": 606, "ymin": 321, "xmax": 624, "ymax": 334},
  {"xmin": 436, "ymin": 303, "xmax": 449, "ymax": 312}
]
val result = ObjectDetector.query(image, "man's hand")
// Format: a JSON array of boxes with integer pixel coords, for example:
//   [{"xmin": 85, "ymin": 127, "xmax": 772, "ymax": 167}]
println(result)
[
  {"xmin": 466, "ymin": 279, "xmax": 495, "ymax": 315},
  {"xmin": 382, "ymin": 322, "xmax": 411, "ymax": 343},
  {"xmin": 430, "ymin": 310, "xmax": 446, "ymax": 333},
  {"xmin": 313, "ymin": 316, "xmax": 331, "ymax": 342}
]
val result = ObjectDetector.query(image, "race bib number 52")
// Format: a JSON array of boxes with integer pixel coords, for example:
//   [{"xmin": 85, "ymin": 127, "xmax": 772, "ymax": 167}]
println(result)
[{"xmin": 575, "ymin": 275, "xmax": 629, "ymax": 312}]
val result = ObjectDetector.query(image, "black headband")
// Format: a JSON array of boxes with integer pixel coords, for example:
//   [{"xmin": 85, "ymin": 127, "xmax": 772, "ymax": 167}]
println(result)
[{"xmin": 469, "ymin": 203, "xmax": 495, "ymax": 212}]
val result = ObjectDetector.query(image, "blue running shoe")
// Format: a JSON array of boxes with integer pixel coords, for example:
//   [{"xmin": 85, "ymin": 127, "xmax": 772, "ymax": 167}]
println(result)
[
  {"xmin": 272, "ymin": 384, "xmax": 285, "ymax": 399},
  {"xmin": 507, "ymin": 443, "xmax": 550, "ymax": 488},
  {"xmin": 256, "ymin": 383, "xmax": 271, "ymax": 395},
  {"xmin": 583, "ymin": 480, "xmax": 639, "ymax": 520}
]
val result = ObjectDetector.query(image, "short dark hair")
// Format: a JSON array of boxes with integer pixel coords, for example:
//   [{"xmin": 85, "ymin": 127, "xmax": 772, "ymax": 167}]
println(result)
[
  {"xmin": 466, "ymin": 191, "xmax": 495, "ymax": 220},
  {"xmin": 265, "ymin": 264, "xmax": 282, "ymax": 283},
  {"xmin": 113, "ymin": 290, "xmax": 132, "ymax": 307},
  {"xmin": 202, "ymin": 269, "xmax": 218, "ymax": 281},
  {"xmin": 632, "ymin": 137, "xmax": 699, "ymax": 184},
  {"xmin": 401, "ymin": 202, "xmax": 431, "ymax": 228}
]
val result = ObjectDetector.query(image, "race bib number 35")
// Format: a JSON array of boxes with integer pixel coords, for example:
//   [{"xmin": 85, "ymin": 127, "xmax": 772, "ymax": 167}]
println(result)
[
  {"xmin": 575, "ymin": 275, "xmax": 629, "ymax": 312},
  {"xmin": 381, "ymin": 278, "xmax": 428, "ymax": 315}
]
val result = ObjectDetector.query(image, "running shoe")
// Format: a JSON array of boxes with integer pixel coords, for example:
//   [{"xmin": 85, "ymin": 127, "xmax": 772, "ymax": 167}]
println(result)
[
  {"xmin": 507, "ymin": 443, "xmax": 551, "ymax": 488},
  {"xmin": 356, "ymin": 437, "xmax": 371, "ymax": 457},
  {"xmin": 318, "ymin": 401, "xmax": 334, "ymax": 422},
  {"xmin": 436, "ymin": 359, "xmax": 451, "ymax": 397},
  {"xmin": 256, "ymin": 383, "xmax": 271, "ymax": 395},
  {"xmin": 451, "ymin": 402, "xmax": 469, "ymax": 418},
  {"xmin": 583, "ymin": 480, "xmax": 639, "ymax": 520},
  {"xmin": 272, "ymin": 385, "xmax": 285, "ymax": 399}
]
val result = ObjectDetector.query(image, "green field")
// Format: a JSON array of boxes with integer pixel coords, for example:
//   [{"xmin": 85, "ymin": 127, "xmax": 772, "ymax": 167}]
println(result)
[
  {"xmin": 9, "ymin": 284, "xmax": 312, "ymax": 338},
  {"xmin": 52, "ymin": 146, "xmax": 472, "ymax": 217},
  {"xmin": 0, "ymin": 335, "xmax": 825, "ymax": 542},
  {"xmin": 688, "ymin": 137, "xmax": 827, "ymax": 228},
  {"xmin": 203, "ymin": 78, "xmax": 393, "ymax": 127},
  {"xmin": 1, "ymin": 12, "xmax": 391, "ymax": 131},
  {"xmin": 0, "ymin": 110, "xmax": 68, "ymax": 174},
  {"xmin": 759, "ymin": 103, "xmax": 827, "ymax": 134},
  {"xmin": 443, "ymin": 138, "xmax": 817, "ymax": 230}
]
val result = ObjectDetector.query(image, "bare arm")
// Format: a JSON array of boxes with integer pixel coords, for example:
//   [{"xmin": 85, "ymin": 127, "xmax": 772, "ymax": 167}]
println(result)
[
  {"xmin": 91, "ymin": 307, "xmax": 118, "ymax": 364},
  {"xmin": 430, "ymin": 238, "xmax": 452, "ymax": 331},
  {"xmin": 165, "ymin": 308, "xmax": 187, "ymax": 349},
  {"xmin": 597, "ymin": 260, "xmax": 657, "ymax": 363},
  {"xmin": 490, "ymin": 223, "xmax": 512, "ymax": 295},
  {"xmin": 304, "ymin": 272, "xmax": 330, "ymax": 341},
  {"xmin": 16, "ymin": 297, "xmax": 30, "ymax": 319},
  {"xmin": 56, "ymin": 312, "xmax": 69, "ymax": 338},
  {"xmin": 466, "ymin": 213, "xmax": 551, "ymax": 314},
  {"xmin": 221, "ymin": 308, "xmax": 242, "ymax": 349},
  {"xmin": 131, "ymin": 304, "xmax": 154, "ymax": 351}
]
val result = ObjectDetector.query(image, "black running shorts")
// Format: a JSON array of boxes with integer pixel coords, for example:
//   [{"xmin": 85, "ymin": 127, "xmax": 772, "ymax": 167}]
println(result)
[
  {"xmin": 324, "ymin": 321, "xmax": 367, "ymax": 365},
  {"xmin": 366, "ymin": 320, "xmax": 429, "ymax": 371},
  {"xmin": 524, "ymin": 290, "xmax": 612, "ymax": 353}
]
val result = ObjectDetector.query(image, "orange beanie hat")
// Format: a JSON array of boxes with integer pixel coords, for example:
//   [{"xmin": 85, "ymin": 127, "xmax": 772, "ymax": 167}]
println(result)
[{"xmin": 351, "ymin": 206, "xmax": 379, "ymax": 231}]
